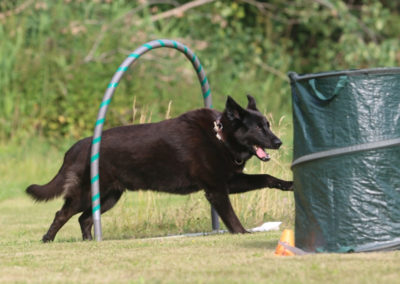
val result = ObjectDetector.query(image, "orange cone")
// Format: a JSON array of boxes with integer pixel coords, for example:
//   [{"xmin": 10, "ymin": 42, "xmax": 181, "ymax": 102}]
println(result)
[{"xmin": 275, "ymin": 229, "xmax": 295, "ymax": 256}]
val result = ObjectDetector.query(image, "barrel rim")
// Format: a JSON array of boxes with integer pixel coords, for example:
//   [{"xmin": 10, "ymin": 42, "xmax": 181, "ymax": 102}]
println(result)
[{"xmin": 288, "ymin": 67, "xmax": 400, "ymax": 82}]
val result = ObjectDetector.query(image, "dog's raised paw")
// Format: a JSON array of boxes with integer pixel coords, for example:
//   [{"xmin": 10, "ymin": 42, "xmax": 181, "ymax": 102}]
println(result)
[{"xmin": 279, "ymin": 181, "xmax": 293, "ymax": 191}]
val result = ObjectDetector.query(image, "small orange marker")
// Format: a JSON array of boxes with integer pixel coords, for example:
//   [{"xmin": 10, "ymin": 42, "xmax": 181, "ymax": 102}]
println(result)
[{"xmin": 275, "ymin": 229, "xmax": 295, "ymax": 256}]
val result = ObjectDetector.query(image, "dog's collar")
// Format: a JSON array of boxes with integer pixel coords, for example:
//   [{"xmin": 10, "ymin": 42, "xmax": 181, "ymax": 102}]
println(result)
[{"xmin": 213, "ymin": 119, "xmax": 223, "ymax": 141}]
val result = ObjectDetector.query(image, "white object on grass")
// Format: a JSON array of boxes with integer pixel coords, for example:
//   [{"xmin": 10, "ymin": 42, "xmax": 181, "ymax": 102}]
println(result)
[
  {"xmin": 249, "ymin": 221, "xmax": 282, "ymax": 232},
  {"xmin": 146, "ymin": 222, "xmax": 282, "ymax": 240}
]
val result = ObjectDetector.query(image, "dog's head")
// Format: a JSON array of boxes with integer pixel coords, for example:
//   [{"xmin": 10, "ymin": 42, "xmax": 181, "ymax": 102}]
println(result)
[{"xmin": 222, "ymin": 95, "xmax": 282, "ymax": 162}]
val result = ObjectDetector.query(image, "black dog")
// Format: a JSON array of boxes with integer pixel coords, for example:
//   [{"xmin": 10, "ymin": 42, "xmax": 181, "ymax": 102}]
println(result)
[{"xmin": 27, "ymin": 95, "xmax": 293, "ymax": 242}]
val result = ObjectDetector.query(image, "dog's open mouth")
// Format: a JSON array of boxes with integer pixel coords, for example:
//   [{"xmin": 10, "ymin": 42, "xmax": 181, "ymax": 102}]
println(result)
[{"xmin": 253, "ymin": 145, "xmax": 270, "ymax": 161}]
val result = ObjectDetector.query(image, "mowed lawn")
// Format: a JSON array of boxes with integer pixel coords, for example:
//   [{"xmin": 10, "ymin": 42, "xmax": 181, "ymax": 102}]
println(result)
[{"xmin": 0, "ymin": 196, "xmax": 399, "ymax": 284}]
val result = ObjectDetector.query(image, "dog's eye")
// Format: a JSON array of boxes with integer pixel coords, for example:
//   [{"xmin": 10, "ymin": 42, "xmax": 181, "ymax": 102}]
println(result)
[{"xmin": 263, "ymin": 118, "xmax": 270, "ymax": 128}]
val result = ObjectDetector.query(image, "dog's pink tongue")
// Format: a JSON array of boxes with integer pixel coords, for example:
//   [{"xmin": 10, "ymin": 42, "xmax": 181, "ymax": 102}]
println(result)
[{"xmin": 256, "ymin": 147, "xmax": 267, "ymax": 159}]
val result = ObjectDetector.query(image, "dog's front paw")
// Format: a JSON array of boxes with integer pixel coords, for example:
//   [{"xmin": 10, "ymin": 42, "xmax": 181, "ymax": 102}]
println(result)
[
  {"xmin": 278, "ymin": 181, "xmax": 293, "ymax": 191},
  {"xmin": 42, "ymin": 234, "xmax": 53, "ymax": 243}
]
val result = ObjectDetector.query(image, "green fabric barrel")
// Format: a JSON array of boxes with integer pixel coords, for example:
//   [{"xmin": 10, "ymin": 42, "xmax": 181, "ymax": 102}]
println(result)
[{"xmin": 289, "ymin": 68, "xmax": 400, "ymax": 252}]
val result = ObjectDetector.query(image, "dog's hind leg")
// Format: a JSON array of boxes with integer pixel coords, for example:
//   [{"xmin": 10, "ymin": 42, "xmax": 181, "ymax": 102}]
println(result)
[
  {"xmin": 78, "ymin": 209, "xmax": 94, "ymax": 241},
  {"xmin": 42, "ymin": 197, "xmax": 82, "ymax": 242},
  {"xmin": 79, "ymin": 190, "xmax": 123, "ymax": 240},
  {"xmin": 205, "ymin": 190, "xmax": 248, "ymax": 234}
]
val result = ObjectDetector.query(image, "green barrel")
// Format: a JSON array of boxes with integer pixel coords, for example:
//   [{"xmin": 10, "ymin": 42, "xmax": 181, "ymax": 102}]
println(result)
[{"xmin": 289, "ymin": 68, "xmax": 400, "ymax": 252}]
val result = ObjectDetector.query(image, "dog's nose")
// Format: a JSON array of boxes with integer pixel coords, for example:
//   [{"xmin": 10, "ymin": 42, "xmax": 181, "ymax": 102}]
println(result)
[{"xmin": 272, "ymin": 138, "xmax": 282, "ymax": 149}]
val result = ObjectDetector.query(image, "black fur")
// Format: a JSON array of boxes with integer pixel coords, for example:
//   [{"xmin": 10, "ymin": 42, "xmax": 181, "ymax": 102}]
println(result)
[{"xmin": 26, "ymin": 95, "xmax": 293, "ymax": 242}]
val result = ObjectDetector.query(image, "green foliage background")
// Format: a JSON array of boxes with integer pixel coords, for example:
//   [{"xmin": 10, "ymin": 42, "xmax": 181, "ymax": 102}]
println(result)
[{"xmin": 1, "ymin": 0, "xmax": 399, "ymax": 142}]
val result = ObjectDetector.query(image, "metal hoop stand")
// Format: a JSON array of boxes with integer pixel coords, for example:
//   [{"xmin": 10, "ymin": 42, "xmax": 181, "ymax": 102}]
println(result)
[{"xmin": 90, "ymin": 39, "xmax": 219, "ymax": 241}]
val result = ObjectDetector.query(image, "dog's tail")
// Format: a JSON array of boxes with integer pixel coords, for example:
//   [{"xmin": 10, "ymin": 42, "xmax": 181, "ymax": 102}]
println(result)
[
  {"xmin": 26, "ymin": 169, "xmax": 66, "ymax": 202},
  {"xmin": 26, "ymin": 138, "xmax": 89, "ymax": 202}
]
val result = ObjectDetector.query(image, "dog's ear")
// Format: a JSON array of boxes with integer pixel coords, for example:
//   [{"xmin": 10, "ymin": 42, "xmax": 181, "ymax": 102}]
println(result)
[
  {"xmin": 246, "ymin": 94, "xmax": 258, "ymax": 111},
  {"xmin": 225, "ymin": 96, "xmax": 246, "ymax": 121}
]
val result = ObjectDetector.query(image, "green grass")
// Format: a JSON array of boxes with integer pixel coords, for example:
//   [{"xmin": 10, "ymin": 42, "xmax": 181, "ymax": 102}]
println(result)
[{"xmin": 0, "ymin": 197, "xmax": 399, "ymax": 284}]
